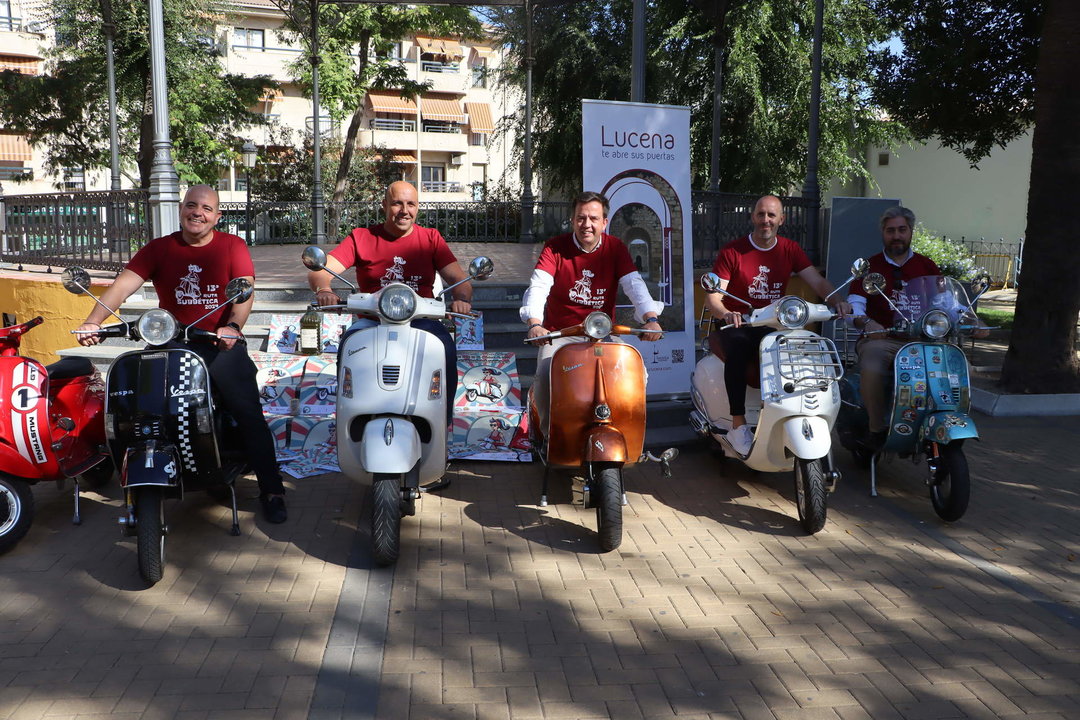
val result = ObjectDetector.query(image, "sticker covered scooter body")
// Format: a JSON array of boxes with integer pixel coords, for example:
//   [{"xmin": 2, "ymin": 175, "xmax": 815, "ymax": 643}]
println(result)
[
  {"xmin": 0, "ymin": 356, "xmax": 57, "ymax": 478},
  {"xmin": 884, "ymin": 342, "xmax": 976, "ymax": 453}
]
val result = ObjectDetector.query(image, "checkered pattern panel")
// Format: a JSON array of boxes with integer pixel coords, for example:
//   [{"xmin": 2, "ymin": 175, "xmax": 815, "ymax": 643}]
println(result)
[{"xmin": 176, "ymin": 353, "xmax": 197, "ymax": 472}]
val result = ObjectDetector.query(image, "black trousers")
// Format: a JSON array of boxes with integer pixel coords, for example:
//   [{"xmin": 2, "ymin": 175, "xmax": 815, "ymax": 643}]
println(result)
[
  {"xmin": 169, "ymin": 339, "xmax": 286, "ymax": 495},
  {"xmin": 711, "ymin": 325, "xmax": 771, "ymax": 418}
]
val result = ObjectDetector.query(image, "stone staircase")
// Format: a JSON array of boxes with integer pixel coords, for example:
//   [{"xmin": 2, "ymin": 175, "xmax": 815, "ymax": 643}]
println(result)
[{"xmin": 59, "ymin": 280, "xmax": 698, "ymax": 450}]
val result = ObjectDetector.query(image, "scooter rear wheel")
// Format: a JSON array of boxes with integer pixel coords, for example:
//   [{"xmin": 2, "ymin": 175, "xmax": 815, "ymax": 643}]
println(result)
[
  {"xmin": 594, "ymin": 465, "xmax": 623, "ymax": 552},
  {"xmin": 135, "ymin": 487, "xmax": 165, "ymax": 585},
  {"xmin": 930, "ymin": 442, "xmax": 970, "ymax": 522},
  {"xmin": 0, "ymin": 475, "xmax": 34, "ymax": 554},
  {"xmin": 371, "ymin": 474, "xmax": 402, "ymax": 566},
  {"xmin": 794, "ymin": 459, "xmax": 828, "ymax": 534}
]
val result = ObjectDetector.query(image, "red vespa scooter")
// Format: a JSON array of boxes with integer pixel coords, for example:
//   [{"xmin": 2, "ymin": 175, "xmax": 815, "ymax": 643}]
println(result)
[{"xmin": 0, "ymin": 316, "xmax": 112, "ymax": 553}]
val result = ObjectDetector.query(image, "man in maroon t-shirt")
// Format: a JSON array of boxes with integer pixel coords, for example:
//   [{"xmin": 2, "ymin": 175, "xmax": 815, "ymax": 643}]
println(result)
[
  {"xmin": 846, "ymin": 206, "xmax": 941, "ymax": 449},
  {"xmin": 706, "ymin": 195, "xmax": 851, "ymax": 457},
  {"xmin": 520, "ymin": 191, "xmax": 663, "ymax": 431},
  {"xmin": 76, "ymin": 185, "xmax": 288, "ymax": 523},
  {"xmin": 307, "ymin": 181, "xmax": 473, "ymax": 422}
]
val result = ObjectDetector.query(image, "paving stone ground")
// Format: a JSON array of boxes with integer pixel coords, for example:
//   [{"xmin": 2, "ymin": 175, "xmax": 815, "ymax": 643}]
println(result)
[{"xmin": 1, "ymin": 412, "xmax": 1077, "ymax": 719}]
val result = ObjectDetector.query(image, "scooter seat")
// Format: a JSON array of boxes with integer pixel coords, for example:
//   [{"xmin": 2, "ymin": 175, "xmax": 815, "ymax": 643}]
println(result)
[
  {"xmin": 44, "ymin": 356, "xmax": 95, "ymax": 380},
  {"xmin": 708, "ymin": 330, "xmax": 760, "ymax": 389}
]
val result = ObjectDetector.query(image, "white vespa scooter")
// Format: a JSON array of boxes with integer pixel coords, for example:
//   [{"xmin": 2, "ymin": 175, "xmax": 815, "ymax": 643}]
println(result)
[
  {"xmin": 689, "ymin": 260, "xmax": 867, "ymax": 534},
  {"xmin": 301, "ymin": 246, "xmax": 493, "ymax": 565}
]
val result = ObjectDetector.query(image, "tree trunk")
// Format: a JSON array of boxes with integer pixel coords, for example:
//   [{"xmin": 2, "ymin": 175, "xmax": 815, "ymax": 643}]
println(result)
[
  {"xmin": 326, "ymin": 31, "xmax": 372, "ymax": 239},
  {"xmin": 1001, "ymin": 0, "xmax": 1080, "ymax": 393}
]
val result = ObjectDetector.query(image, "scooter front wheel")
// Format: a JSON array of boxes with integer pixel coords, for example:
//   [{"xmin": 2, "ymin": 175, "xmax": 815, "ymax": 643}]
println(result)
[
  {"xmin": 793, "ymin": 459, "xmax": 827, "ymax": 534},
  {"xmin": 930, "ymin": 442, "xmax": 970, "ymax": 522},
  {"xmin": 593, "ymin": 465, "xmax": 623, "ymax": 552},
  {"xmin": 135, "ymin": 487, "xmax": 165, "ymax": 585},
  {"xmin": 371, "ymin": 474, "xmax": 402, "ymax": 566},
  {"xmin": 0, "ymin": 475, "xmax": 34, "ymax": 554}
]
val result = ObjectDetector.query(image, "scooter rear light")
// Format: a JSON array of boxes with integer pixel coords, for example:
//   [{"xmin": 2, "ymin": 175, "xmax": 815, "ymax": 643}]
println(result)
[
  {"xmin": 341, "ymin": 367, "xmax": 352, "ymax": 398},
  {"xmin": 429, "ymin": 369, "xmax": 442, "ymax": 399}
]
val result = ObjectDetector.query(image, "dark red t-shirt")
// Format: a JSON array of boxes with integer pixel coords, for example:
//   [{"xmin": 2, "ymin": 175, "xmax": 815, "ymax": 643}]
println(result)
[
  {"xmin": 713, "ymin": 235, "xmax": 812, "ymax": 309},
  {"xmin": 535, "ymin": 233, "xmax": 637, "ymax": 330},
  {"xmin": 849, "ymin": 251, "xmax": 941, "ymax": 326},
  {"xmin": 125, "ymin": 231, "xmax": 255, "ymax": 330},
  {"xmin": 329, "ymin": 224, "xmax": 457, "ymax": 298}
]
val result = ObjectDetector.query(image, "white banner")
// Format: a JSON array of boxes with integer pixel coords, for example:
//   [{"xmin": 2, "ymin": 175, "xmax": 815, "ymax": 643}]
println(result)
[{"xmin": 582, "ymin": 99, "xmax": 694, "ymax": 397}]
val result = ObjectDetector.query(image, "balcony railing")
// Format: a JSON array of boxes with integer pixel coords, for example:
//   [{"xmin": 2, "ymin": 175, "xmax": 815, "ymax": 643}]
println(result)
[
  {"xmin": 0, "ymin": 16, "xmax": 22, "ymax": 31},
  {"xmin": 421, "ymin": 181, "xmax": 464, "ymax": 194},
  {"xmin": 370, "ymin": 118, "xmax": 417, "ymax": 132},
  {"xmin": 421, "ymin": 61, "xmax": 459, "ymax": 73},
  {"xmin": 422, "ymin": 123, "xmax": 461, "ymax": 134}
]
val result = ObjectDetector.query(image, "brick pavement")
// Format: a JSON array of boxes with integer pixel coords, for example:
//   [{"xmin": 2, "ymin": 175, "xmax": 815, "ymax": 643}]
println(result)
[{"xmin": 3, "ymin": 412, "xmax": 1076, "ymax": 719}]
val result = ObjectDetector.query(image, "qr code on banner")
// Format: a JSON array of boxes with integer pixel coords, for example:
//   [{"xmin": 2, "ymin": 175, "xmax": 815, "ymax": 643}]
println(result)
[{"xmin": 672, "ymin": 348, "xmax": 684, "ymax": 364}]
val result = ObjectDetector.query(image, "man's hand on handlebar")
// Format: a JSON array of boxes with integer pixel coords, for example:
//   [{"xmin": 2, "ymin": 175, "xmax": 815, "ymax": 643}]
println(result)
[
  {"xmin": 314, "ymin": 288, "xmax": 339, "ymax": 307},
  {"xmin": 526, "ymin": 323, "xmax": 550, "ymax": 345},
  {"xmin": 216, "ymin": 326, "xmax": 244, "ymax": 351},
  {"xmin": 719, "ymin": 310, "xmax": 743, "ymax": 328},
  {"xmin": 75, "ymin": 322, "xmax": 102, "ymax": 347},
  {"xmin": 450, "ymin": 298, "xmax": 473, "ymax": 316},
  {"xmin": 640, "ymin": 319, "xmax": 662, "ymax": 342},
  {"xmin": 832, "ymin": 299, "xmax": 853, "ymax": 319}
]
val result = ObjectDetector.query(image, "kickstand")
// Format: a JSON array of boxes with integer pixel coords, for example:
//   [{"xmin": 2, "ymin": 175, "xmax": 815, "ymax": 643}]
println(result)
[
  {"xmin": 869, "ymin": 454, "xmax": 878, "ymax": 497},
  {"xmin": 419, "ymin": 477, "xmax": 451, "ymax": 493},
  {"xmin": 72, "ymin": 479, "xmax": 82, "ymax": 526},
  {"xmin": 228, "ymin": 484, "xmax": 241, "ymax": 536},
  {"xmin": 539, "ymin": 465, "xmax": 550, "ymax": 507}
]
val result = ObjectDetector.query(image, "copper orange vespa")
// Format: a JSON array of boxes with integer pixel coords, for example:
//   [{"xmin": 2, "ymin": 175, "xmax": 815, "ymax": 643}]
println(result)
[{"xmin": 527, "ymin": 312, "xmax": 676, "ymax": 552}]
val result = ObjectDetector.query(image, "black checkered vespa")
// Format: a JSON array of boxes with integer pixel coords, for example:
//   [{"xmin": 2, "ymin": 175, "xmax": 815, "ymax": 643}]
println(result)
[{"xmin": 64, "ymin": 269, "xmax": 254, "ymax": 586}]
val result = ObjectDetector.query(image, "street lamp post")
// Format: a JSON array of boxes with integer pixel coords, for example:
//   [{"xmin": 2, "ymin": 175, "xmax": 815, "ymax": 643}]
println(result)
[
  {"xmin": 242, "ymin": 141, "xmax": 257, "ymax": 246},
  {"xmin": 146, "ymin": 0, "xmax": 179, "ymax": 237},
  {"xmin": 802, "ymin": 0, "xmax": 824, "ymax": 263}
]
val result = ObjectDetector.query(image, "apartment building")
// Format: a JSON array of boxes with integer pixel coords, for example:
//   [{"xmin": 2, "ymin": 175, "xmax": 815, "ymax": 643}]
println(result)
[{"xmin": 0, "ymin": 0, "xmax": 522, "ymax": 202}]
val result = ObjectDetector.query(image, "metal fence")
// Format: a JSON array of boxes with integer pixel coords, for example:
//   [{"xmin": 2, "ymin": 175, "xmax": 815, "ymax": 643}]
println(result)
[
  {"xmin": 1, "ymin": 190, "xmax": 151, "ymax": 273},
  {"xmin": 691, "ymin": 191, "xmax": 824, "ymax": 267},
  {"xmin": 953, "ymin": 236, "xmax": 1024, "ymax": 288}
]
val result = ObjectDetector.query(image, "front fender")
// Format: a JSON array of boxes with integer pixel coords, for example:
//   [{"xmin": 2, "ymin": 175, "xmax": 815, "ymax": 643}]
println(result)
[
  {"xmin": 359, "ymin": 417, "xmax": 421, "ymax": 474},
  {"xmin": 922, "ymin": 411, "xmax": 979, "ymax": 445},
  {"xmin": 781, "ymin": 416, "xmax": 834, "ymax": 460},
  {"xmin": 120, "ymin": 444, "xmax": 181, "ymax": 488},
  {"xmin": 584, "ymin": 426, "xmax": 628, "ymax": 464}
]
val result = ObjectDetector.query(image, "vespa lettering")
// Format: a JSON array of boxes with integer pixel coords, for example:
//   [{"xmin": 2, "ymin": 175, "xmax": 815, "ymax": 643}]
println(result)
[{"xmin": 169, "ymin": 385, "xmax": 202, "ymax": 398}]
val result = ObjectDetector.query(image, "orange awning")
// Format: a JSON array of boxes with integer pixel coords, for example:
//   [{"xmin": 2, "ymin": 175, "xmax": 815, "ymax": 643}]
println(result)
[
  {"xmin": 465, "ymin": 102, "xmax": 494, "ymax": 133},
  {"xmin": 470, "ymin": 45, "xmax": 495, "ymax": 59},
  {"xmin": 376, "ymin": 152, "xmax": 417, "ymax": 164},
  {"xmin": 420, "ymin": 96, "xmax": 463, "ymax": 123},
  {"xmin": 260, "ymin": 88, "xmax": 283, "ymax": 103},
  {"xmin": 414, "ymin": 36, "xmax": 462, "ymax": 58},
  {"xmin": 0, "ymin": 134, "xmax": 32, "ymax": 162},
  {"xmin": 0, "ymin": 56, "xmax": 39, "ymax": 75},
  {"xmin": 366, "ymin": 89, "xmax": 418, "ymax": 114}
]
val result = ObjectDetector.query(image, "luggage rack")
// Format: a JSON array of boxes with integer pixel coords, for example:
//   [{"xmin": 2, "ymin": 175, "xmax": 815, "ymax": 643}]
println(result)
[{"xmin": 773, "ymin": 335, "xmax": 844, "ymax": 388}]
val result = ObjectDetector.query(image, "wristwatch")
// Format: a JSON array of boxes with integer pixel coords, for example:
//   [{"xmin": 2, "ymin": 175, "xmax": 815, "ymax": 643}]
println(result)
[
  {"xmin": 643, "ymin": 316, "xmax": 659, "ymax": 325},
  {"xmin": 225, "ymin": 321, "xmax": 243, "ymax": 332}
]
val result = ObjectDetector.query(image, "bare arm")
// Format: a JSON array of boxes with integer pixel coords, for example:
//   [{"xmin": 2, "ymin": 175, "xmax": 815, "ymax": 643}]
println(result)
[
  {"xmin": 309, "ymin": 255, "xmax": 348, "ymax": 306},
  {"xmin": 705, "ymin": 278, "xmax": 746, "ymax": 327},
  {"xmin": 797, "ymin": 266, "xmax": 852, "ymax": 317},
  {"xmin": 75, "ymin": 269, "xmax": 146, "ymax": 346},
  {"xmin": 438, "ymin": 261, "xmax": 472, "ymax": 315}
]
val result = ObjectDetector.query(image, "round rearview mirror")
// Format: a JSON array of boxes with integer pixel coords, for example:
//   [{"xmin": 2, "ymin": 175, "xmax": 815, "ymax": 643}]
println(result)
[
  {"xmin": 301, "ymin": 246, "xmax": 327, "ymax": 271},
  {"xmin": 225, "ymin": 277, "xmax": 254, "ymax": 304},
  {"xmin": 61, "ymin": 266, "xmax": 91, "ymax": 295},
  {"xmin": 850, "ymin": 258, "xmax": 869, "ymax": 278},
  {"xmin": 969, "ymin": 274, "xmax": 991, "ymax": 296},
  {"xmin": 862, "ymin": 272, "xmax": 886, "ymax": 295},
  {"xmin": 699, "ymin": 272, "xmax": 721, "ymax": 293},
  {"xmin": 469, "ymin": 256, "xmax": 494, "ymax": 281}
]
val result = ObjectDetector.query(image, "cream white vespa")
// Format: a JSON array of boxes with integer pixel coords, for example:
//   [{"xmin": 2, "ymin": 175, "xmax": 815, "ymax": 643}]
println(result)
[{"xmin": 301, "ymin": 246, "xmax": 493, "ymax": 565}]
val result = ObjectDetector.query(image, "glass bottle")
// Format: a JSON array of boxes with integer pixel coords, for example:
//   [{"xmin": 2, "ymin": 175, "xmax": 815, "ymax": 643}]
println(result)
[{"xmin": 300, "ymin": 301, "xmax": 321, "ymax": 355}]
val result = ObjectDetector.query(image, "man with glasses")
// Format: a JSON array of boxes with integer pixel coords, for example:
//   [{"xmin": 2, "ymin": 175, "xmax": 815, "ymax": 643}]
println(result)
[{"xmin": 847, "ymin": 205, "xmax": 941, "ymax": 451}]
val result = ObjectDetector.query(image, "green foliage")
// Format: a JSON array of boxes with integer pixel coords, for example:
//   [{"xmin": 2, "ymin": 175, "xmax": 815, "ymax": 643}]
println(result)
[
  {"xmin": 0, "ymin": 0, "xmax": 271, "ymax": 187},
  {"xmin": 484, "ymin": 0, "xmax": 904, "ymax": 194},
  {"xmin": 911, "ymin": 225, "xmax": 986, "ymax": 281},
  {"xmin": 869, "ymin": 0, "xmax": 1043, "ymax": 164},
  {"xmin": 977, "ymin": 306, "xmax": 1014, "ymax": 332}
]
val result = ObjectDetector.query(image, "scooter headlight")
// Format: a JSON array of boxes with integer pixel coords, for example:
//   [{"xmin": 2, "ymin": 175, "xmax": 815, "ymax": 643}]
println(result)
[
  {"xmin": 137, "ymin": 309, "xmax": 177, "ymax": 346},
  {"xmin": 583, "ymin": 312, "xmax": 612, "ymax": 340},
  {"xmin": 921, "ymin": 309, "xmax": 952, "ymax": 339},
  {"xmin": 378, "ymin": 284, "xmax": 417, "ymax": 323},
  {"xmin": 777, "ymin": 297, "xmax": 810, "ymax": 329}
]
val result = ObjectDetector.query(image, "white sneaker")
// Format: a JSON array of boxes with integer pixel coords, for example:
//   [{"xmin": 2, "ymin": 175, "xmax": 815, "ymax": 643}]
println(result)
[{"xmin": 727, "ymin": 424, "xmax": 754, "ymax": 456}]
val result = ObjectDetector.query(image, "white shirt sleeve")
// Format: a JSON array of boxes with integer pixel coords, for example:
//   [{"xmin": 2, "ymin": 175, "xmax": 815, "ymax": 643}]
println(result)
[
  {"xmin": 520, "ymin": 269, "xmax": 555, "ymax": 324},
  {"xmin": 847, "ymin": 293, "xmax": 867, "ymax": 328},
  {"xmin": 618, "ymin": 271, "xmax": 664, "ymax": 324}
]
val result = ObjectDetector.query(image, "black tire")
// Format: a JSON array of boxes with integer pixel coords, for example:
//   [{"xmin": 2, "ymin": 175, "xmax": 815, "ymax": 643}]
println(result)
[
  {"xmin": 930, "ymin": 442, "xmax": 970, "ymax": 522},
  {"xmin": 371, "ymin": 474, "xmax": 402, "ymax": 566},
  {"xmin": 135, "ymin": 487, "xmax": 165, "ymax": 585},
  {"xmin": 794, "ymin": 459, "xmax": 828, "ymax": 534},
  {"xmin": 80, "ymin": 458, "xmax": 115, "ymax": 490},
  {"xmin": 0, "ymin": 476, "xmax": 34, "ymax": 554},
  {"xmin": 593, "ymin": 465, "xmax": 623, "ymax": 552}
]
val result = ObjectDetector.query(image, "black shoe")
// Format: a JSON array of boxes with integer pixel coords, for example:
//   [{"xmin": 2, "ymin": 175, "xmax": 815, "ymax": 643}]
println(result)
[
  {"xmin": 260, "ymin": 494, "xmax": 287, "ymax": 524},
  {"xmin": 861, "ymin": 430, "xmax": 888, "ymax": 453}
]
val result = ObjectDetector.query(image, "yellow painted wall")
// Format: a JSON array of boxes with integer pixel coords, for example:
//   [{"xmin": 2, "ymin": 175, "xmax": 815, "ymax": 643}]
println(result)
[{"xmin": 0, "ymin": 272, "xmax": 108, "ymax": 364}]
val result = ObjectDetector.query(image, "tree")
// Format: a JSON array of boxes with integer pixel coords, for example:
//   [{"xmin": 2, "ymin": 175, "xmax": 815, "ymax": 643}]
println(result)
[
  {"xmin": 273, "ymin": 1, "xmax": 481, "ymax": 233},
  {"xmin": 485, "ymin": 0, "xmax": 903, "ymax": 195},
  {"xmin": 0, "ymin": 0, "xmax": 270, "ymax": 188},
  {"xmin": 870, "ymin": 0, "xmax": 1080, "ymax": 393}
]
